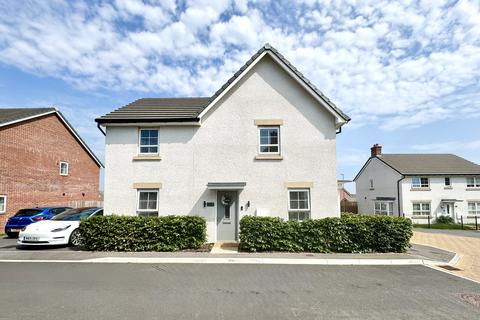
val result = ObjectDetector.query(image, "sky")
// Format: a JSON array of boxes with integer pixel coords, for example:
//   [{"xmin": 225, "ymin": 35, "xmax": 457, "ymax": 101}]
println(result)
[{"xmin": 0, "ymin": 0, "xmax": 479, "ymax": 192}]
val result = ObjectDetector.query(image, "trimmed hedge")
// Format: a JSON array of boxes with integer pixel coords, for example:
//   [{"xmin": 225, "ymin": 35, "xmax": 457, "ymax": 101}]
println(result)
[
  {"xmin": 239, "ymin": 214, "xmax": 413, "ymax": 253},
  {"xmin": 79, "ymin": 215, "xmax": 207, "ymax": 251}
]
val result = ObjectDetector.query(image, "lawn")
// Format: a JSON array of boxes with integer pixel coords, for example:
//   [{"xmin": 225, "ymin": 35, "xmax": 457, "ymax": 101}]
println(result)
[{"xmin": 413, "ymin": 223, "xmax": 478, "ymax": 230}]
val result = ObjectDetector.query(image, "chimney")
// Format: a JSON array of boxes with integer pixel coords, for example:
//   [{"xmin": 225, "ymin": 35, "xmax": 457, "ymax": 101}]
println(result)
[{"xmin": 371, "ymin": 144, "xmax": 382, "ymax": 157}]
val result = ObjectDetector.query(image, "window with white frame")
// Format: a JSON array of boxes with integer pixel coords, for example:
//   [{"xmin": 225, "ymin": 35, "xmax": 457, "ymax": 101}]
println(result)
[
  {"xmin": 412, "ymin": 177, "xmax": 429, "ymax": 188},
  {"xmin": 468, "ymin": 202, "xmax": 480, "ymax": 216},
  {"xmin": 59, "ymin": 161, "xmax": 68, "ymax": 176},
  {"xmin": 467, "ymin": 177, "xmax": 480, "ymax": 188},
  {"xmin": 374, "ymin": 201, "xmax": 393, "ymax": 215},
  {"xmin": 137, "ymin": 189, "xmax": 158, "ymax": 213},
  {"xmin": 139, "ymin": 129, "xmax": 159, "ymax": 154},
  {"xmin": 288, "ymin": 189, "xmax": 310, "ymax": 221},
  {"xmin": 444, "ymin": 177, "xmax": 451, "ymax": 187},
  {"xmin": 0, "ymin": 196, "xmax": 6, "ymax": 214},
  {"xmin": 412, "ymin": 202, "xmax": 431, "ymax": 216},
  {"xmin": 258, "ymin": 126, "xmax": 280, "ymax": 154},
  {"xmin": 369, "ymin": 179, "xmax": 374, "ymax": 189}
]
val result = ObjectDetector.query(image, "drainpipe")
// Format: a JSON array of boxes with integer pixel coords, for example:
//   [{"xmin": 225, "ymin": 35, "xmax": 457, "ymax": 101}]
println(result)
[
  {"xmin": 397, "ymin": 176, "xmax": 405, "ymax": 217},
  {"xmin": 336, "ymin": 127, "xmax": 342, "ymax": 134},
  {"xmin": 97, "ymin": 123, "xmax": 106, "ymax": 136}
]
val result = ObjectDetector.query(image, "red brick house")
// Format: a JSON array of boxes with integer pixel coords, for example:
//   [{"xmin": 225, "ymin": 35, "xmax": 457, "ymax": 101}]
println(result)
[{"xmin": 0, "ymin": 108, "xmax": 103, "ymax": 230}]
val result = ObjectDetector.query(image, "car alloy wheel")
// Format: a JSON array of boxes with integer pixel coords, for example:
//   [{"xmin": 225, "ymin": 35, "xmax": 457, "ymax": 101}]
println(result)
[{"xmin": 69, "ymin": 229, "xmax": 82, "ymax": 246}]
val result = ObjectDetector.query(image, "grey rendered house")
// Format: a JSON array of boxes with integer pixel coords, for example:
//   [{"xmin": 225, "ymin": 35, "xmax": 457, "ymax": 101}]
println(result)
[{"xmin": 96, "ymin": 44, "xmax": 350, "ymax": 242}]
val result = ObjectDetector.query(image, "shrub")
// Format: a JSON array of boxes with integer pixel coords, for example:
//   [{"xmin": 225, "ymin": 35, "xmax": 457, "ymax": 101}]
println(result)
[
  {"xmin": 239, "ymin": 214, "xmax": 412, "ymax": 253},
  {"xmin": 436, "ymin": 215, "xmax": 454, "ymax": 224},
  {"xmin": 79, "ymin": 215, "xmax": 207, "ymax": 251}
]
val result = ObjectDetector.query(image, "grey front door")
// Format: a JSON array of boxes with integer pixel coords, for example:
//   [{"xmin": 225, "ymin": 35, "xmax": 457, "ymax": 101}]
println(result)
[{"xmin": 216, "ymin": 191, "xmax": 237, "ymax": 241}]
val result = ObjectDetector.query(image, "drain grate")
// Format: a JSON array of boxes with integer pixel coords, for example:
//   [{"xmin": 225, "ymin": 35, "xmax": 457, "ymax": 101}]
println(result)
[
  {"xmin": 438, "ymin": 265, "xmax": 462, "ymax": 271},
  {"xmin": 459, "ymin": 293, "xmax": 480, "ymax": 308}
]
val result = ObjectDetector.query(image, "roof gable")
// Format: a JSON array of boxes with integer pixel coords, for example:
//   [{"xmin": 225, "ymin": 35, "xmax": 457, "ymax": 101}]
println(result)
[
  {"xmin": 198, "ymin": 44, "xmax": 350, "ymax": 126},
  {"xmin": 0, "ymin": 108, "xmax": 103, "ymax": 168}
]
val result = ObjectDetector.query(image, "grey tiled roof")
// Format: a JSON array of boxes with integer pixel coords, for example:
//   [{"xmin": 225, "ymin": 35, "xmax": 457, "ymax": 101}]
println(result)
[
  {"xmin": 95, "ymin": 98, "xmax": 210, "ymax": 123},
  {"xmin": 0, "ymin": 108, "xmax": 56, "ymax": 126},
  {"xmin": 378, "ymin": 154, "xmax": 480, "ymax": 175},
  {"xmin": 96, "ymin": 44, "xmax": 350, "ymax": 124}
]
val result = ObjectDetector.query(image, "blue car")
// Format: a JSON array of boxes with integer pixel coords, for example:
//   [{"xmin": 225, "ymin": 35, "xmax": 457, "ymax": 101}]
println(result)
[{"xmin": 5, "ymin": 207, "xmax": 71, "ymax": 238}]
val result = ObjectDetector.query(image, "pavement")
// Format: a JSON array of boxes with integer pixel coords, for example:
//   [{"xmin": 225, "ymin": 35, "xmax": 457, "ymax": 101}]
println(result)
[
  {"xmin": 0, "ymin": 263, "xmax": 479, "ymax": 320},
  {"xmin": 0, "ymin": 236, "xmax": 455, "ymax": 265},
  {"xmin": 412, "ymin": 229, "xmax": 480, "ymax": 282}
]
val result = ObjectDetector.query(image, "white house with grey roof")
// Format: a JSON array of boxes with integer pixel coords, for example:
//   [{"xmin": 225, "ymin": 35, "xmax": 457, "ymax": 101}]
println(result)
[
  {"xmin": 96, "ymin": 44, "xmax": 350, "ymax": 242},
  {"xmin": 355, "ymin": 144, "xmax": 480, "ymax": 223}
]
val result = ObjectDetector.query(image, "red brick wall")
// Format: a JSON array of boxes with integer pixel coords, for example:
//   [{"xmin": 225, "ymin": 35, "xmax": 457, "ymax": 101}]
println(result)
[{"xmin": 0, "ymin": 113, "xmax": 100, "ymax": 230}]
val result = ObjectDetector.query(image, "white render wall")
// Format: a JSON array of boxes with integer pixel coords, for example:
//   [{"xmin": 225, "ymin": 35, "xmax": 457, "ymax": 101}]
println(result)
[
  {"xmin": 103, "ymin": 56, "xmax": 340, "ymax": 242},
  {"xmin": 356, "ymin": 157, "xmax": 403, "ymax": 215},
  {"xmin": 401, "ymin": 176, "xmax": 480, "ymax": 223}
]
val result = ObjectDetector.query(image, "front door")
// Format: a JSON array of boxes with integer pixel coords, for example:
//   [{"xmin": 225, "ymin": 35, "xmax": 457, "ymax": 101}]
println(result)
[
  {"xmin": 216, "ymin": 191, "xmax": 237, "ymax": 241},
  {"xmin": 443, "ymin": 203, "xmax": 454, "ymax": 218}
]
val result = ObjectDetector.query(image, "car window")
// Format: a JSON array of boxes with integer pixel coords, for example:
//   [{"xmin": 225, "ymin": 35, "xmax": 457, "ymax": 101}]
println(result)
[
  {"xmin": 92, "ymin": 210, "xmax": 103, "ymax": 217},
  {"xmin": 52, "ymin": 208, "xmax": 98, "ymax": 221},
  {"xmin": 15, "ymin": 209, "xmax": 43, "ymax": 217},
  {"xmin": 52, "ymin": 208, "xmax": 68, "ymax": 215}
]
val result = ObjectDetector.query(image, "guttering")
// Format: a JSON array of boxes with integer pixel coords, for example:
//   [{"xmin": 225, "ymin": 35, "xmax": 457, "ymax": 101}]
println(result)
[
  {"xmin": 97, "ymin": 123, "xmax": 106, "ymax": 136},
  {"xmin": 397, "ymin": 175, "xmax": 405, "ymax": 217}
]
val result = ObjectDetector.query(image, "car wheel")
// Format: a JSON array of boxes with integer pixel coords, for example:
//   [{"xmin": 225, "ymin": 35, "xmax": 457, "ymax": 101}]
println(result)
[
  {"xmin": 69, "ymin": 229, "xmax": 82, "ymax": 246},
  {"xmin": 6, "ymin": 232, "xmax": 18, "ymax": 238}
]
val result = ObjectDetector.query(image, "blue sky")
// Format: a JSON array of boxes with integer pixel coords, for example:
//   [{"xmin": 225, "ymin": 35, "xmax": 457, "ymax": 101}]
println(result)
[{"xmin": 1, "ymin": 0, "xmax": 479, "ymax": 192}]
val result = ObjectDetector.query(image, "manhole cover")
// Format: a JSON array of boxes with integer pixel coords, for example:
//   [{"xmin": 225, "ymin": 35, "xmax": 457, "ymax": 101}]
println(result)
[
  {"xmin": 438, "ymin": 265, "xmax": 462, "ymax": 271},
  {"xmin": 459, "ymin": 293, "xmax": 480, "ymax": 308}
]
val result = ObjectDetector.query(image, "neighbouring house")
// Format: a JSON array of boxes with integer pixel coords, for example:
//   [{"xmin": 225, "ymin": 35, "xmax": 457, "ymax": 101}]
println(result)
[
  {"xmin": 96, "ymin": 44, "xmax": 350, "ymax": 242},
  {"xmin": 354, "ymin": 144, "xmax": 480, "ymax": 223},
  {"xmin": 0, "ymin": 108, "xmax": 103, "ymax": 230},
  {"xmin": 337, "ymin": 180, "xmax": 357, "ymax": 213}
]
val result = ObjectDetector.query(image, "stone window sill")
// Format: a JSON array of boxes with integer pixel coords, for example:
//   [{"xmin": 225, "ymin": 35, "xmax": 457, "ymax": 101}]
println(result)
[
  {"xmin": 410, "ymin": 188, "xmax": 431, "ymax": 191},
  {"xmin": 466, "ymin": 188, "xmax": 480, "ymax": 191},
  {"xmin": 133, "ymin": 155, "xmax": 162, "ymax": 161},
  {"xmin": 255, "ymin": 154, "xmax": 283, "ymax": 160},
  {"xmin": 444, "ymin": 186, "xmax": 453, "ymax": 190}
]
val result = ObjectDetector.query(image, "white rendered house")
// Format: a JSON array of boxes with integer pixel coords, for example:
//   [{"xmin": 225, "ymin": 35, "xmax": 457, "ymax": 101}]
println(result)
[
  {"xmin": 355, "ymin": 144, "xmax": 480, "ymax": 223},
  {"xmin": 96, "ymin": 44, "xmax": 350, "ymax": 242}
]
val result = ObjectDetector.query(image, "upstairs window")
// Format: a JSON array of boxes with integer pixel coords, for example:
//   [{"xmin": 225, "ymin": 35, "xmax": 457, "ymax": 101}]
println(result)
[
  {"xmin": 288, "ymin": 189, "xmax": 310, "ymax": 221},
  {"xmin": 139, "ymin": 129, "xmax": 159, "ymax": 154},
  {"xmin": 369, "ymin": 179, "xmax": 374, "ymax": 189},
  {"xmin": 444, "ymin": 177, "xmax": 451, "ymax": 187},
  {"xmin": 59, "ymin": 161, "xmax": 69, "ymax": 176},
  {"xmin": 412, "ymin": 177, "xmax": 429, "ymax": 188},
  {"xmin": 258, "ymin": 126, "xmax": 280, "ymax": 154},
  {"xmin": 467, "ymin": 177, "xmax": 480, "ymax": 188},
  {"xmin": 413, "ymin": 202, "xmax": 430, "ymax": 216},
  {"xmin": 0, "ymin": 196, "xmax": 6, "ymax": 214}
]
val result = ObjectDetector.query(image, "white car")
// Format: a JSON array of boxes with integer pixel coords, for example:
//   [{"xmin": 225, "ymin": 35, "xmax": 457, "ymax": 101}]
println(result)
[{"xmin": 17, "ymin": 207, "xmax": 103, "ymax": 246}]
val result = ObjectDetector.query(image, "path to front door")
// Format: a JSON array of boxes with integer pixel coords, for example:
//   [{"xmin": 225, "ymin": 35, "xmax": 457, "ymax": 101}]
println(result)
[{"xmin": 216, "ymin": 191, "xmax": 238, "ymax": 241}]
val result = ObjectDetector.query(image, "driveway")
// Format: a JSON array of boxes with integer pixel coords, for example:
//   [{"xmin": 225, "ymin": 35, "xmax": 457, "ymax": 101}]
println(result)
[
  {"xmin": 412, "ymin": 230, "xmax": 480, "ymax": 282},
  {"xmin": 0, "ymin": 263, "xmax": 479, "ymax": 319}
]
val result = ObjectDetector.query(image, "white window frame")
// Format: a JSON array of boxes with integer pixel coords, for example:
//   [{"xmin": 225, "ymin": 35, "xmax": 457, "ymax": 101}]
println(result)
[
  {"xmin": 59, "ymin": 161, "xmax": 69, "ymax": 176},
  {"xmin": 374, "ymin": 201, "xmax": 393, "ymax": 215},
  {"xmin": 468, "ymin": 202, "xmax": 480, "ymax": 216},
  {"xmin": 467, "ymin": 177, "xmax": 480, "ymax": 188},
  {"xmin": 369, "ymin": 179, "xmax": 374, "ymax": 189},
  {"xmin": 444, "ymin": 177, "xmax": 451, "ymax": 187},
  {"xmin": 412, "ymin": 202, "xmax": 431, "ymax": 216},
  {"xmin": 138, "ymin": 128, "xmax": 159, "ymax": 155},
  {"xmin": 136, "ymin": 189, "xmax": 159, "ymax": 212},
  {"xmin": 288, "ymin": 189, "xmax": 310, "ymax": 221},
  {"xmin": 412, "ymin": 177, "xmax": 429, "ymax": 188},
  {"xmin": 258, "ymin": 126, "xmax": 280, "ymax": 155},
  {"xmin": 0, "ymin": 195, "xmax": 6, "ymax": 214}
]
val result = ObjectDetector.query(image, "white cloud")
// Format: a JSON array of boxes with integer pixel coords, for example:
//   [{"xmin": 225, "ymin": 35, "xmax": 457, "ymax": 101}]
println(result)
[
  {"xmin": 0, "ymin": 0, "xmax": 479, "ymax": 133},
  {"xmin": 412, "ymin": 140, "xmax": 480, "ymax": 153}
]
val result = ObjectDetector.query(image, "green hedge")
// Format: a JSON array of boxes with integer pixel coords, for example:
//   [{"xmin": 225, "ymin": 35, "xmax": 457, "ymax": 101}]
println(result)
[
  {"xmin": 79, "ymin": 215, "xmax": 207, "ymax": 251},
  {"xmin": 239, "ymin": 214, "xmax": 412, "ymax": 253}
]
